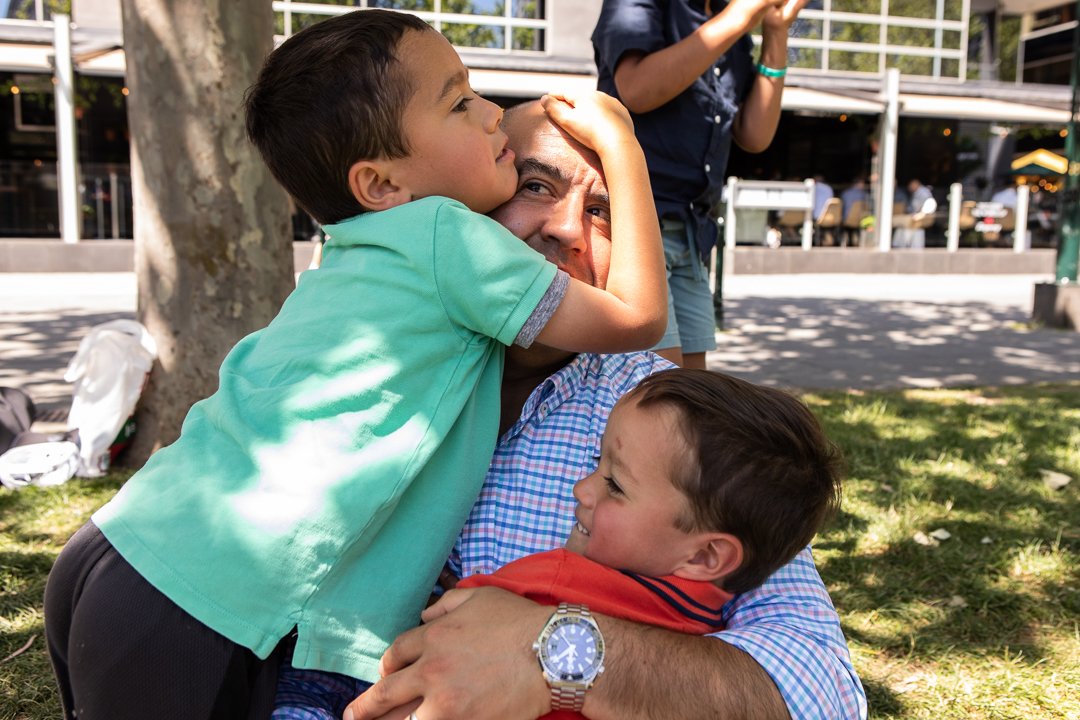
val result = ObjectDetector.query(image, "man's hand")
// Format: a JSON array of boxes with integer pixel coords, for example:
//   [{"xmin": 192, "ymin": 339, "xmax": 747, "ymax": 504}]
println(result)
[
  {"xmin": 343, "ymin": 587, "xmax": 552, "ymax": 720},
  {"xmin": 540, "ymin": 92, "xmax": 635, "ymax": 159}
]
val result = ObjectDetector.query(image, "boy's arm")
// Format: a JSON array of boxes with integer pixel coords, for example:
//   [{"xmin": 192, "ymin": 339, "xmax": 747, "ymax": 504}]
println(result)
[{"xmin": 531, "ymin": 93, "xmax": 667, "ymax": 354}]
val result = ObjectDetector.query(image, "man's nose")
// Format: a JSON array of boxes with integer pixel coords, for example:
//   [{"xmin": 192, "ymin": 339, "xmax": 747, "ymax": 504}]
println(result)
[{"xmin": 542, "ymin": 198, "xmax": 588, "ymax": 251}]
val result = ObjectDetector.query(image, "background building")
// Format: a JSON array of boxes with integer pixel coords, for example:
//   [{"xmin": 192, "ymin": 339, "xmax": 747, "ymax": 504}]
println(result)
[{"xmin": 0, "ymin": 0, "xmax": 1074, "ymax": 249}]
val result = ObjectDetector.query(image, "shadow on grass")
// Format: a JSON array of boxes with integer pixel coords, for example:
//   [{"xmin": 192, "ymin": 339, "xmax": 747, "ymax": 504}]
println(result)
[{"xmin": 814, "ymin": 384, "xmax": 1080, "ymax": 677}]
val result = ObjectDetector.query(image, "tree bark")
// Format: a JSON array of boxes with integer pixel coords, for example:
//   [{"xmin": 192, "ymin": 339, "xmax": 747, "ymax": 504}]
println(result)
[{"xmin": 120, "ymin": 0, "xmax": 294, "ymax": 465}]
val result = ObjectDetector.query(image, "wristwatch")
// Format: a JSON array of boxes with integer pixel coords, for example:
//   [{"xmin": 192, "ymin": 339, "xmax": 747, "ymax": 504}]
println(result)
[{"xmin": 533, "ymin": 602, "xmax": 606, "ymax": 712}]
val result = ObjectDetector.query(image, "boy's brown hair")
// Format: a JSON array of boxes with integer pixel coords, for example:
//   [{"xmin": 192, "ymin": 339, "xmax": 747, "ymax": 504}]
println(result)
[
  {"xmin": 629, "ymin": 369, "xmax": 843, "ymax": 594},
  {"xmin": 244, "ymin": 9, "xmax": 432, "ymax": 225}
]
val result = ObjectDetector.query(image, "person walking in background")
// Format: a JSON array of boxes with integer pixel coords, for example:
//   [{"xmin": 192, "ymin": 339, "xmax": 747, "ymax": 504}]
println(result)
[{"xmin": 592, "ymin": 0, "xmax": 807, "ymax": 368}]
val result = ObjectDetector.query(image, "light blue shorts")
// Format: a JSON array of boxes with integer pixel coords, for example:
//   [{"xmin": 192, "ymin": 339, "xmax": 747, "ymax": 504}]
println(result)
[{"xmin": 654, "ymin": 218, "xmax": 718, "ymax": 355}]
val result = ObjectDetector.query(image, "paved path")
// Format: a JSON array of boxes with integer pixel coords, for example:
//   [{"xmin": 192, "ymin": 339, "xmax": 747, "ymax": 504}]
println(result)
[
  {"xmin": 712, "ymin": 274, "xmax": 1080, "ymax": 391},
  {"xmin": 1, "ymin": 273, "xmax": 1078, "ymax": 419}
]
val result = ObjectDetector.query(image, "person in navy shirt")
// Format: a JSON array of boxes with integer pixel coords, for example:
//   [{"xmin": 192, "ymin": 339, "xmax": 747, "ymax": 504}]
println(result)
[{"xmin": 593, "ymin": 0, "xmax": 807, "ymax": 367}]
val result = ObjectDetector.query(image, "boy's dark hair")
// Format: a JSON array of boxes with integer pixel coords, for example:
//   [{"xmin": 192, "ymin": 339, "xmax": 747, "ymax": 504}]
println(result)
[
  {"xmin": 628, "ymin": 369, "xmax": 843, "ymax": 594},
  {"xmin": 244, "ymin": 9, "xmax": 431, "ymax": 225}
]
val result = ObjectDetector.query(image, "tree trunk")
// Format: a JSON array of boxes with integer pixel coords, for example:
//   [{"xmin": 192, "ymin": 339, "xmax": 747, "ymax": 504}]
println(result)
[{"xmin": 120, "ymin": 0, "xmax": 294, "ymax": 465}]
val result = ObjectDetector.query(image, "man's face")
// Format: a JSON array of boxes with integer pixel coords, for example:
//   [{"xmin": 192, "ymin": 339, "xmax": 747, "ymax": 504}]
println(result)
[{"xmin": 491, "ymin": 103, "xmax": 612, "ymax": 289}]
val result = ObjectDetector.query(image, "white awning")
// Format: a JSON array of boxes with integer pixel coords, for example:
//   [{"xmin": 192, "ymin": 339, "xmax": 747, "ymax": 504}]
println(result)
[
  {"xmin": 74, "ymin": 47, "xmax": 125, "ymax": 77},
  {"xmin": 897, "ymin": 93, "xmax": 1069, "ymax": 124},
  {"xmin": 0, "ymin": 42, "xmax": 124, "ymax": 76},
  {"xmin": 469, "ymin": 68, "xmax": 596, "ymax": 98},
  {"xmin": 781, "ymin": 86, "xmax": 883, "ymax": 114},
  {"xmin": 0, "ymin": 42, "xmax": 52, "ymax": 72}
]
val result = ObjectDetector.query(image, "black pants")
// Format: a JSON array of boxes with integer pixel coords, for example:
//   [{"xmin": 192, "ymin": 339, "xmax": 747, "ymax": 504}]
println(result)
[{"xmin": 44, "ymin": 521, "xmax": 288, "ymax": 720}]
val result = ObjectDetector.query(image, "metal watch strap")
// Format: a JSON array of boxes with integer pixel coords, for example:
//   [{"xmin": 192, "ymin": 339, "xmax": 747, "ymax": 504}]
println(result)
[
  {"xmin": 549, "ymin": 603, "xmax": 590, "ymax": 712},
  {"xmin": 550, "ymin": 684, "xmax": 587, "ymax": 712}
]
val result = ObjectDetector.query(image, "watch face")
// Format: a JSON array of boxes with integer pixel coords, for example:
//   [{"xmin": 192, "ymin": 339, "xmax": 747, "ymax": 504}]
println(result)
[{"xmin": 539, "ymin": 616, "xmax": 604, "ymax": 682}]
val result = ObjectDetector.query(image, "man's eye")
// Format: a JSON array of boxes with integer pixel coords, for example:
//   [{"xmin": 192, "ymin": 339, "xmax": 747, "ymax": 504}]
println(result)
[
  {"xmin": 453, "ymin": 97, "xmax": 473, "ymax": 112},
  {"xmin": 586, "ymin": 206, "xmax": 611, "ymax": 222},
  {"xmin": 604, "ymin": 476, "xmax": 624, "ymax": 496},
  {"xmin": 520, "ymin": 180, "xmax": 552, "ymax": 196}
]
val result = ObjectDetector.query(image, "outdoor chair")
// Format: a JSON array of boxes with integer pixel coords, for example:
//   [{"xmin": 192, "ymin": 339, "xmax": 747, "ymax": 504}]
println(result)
[
  {"xmin": 815, "ymin": 197, "xmax": 842, "ymax": 246},
  {"xmin": 776, "ymin": 208, "xmax": 810, "ymax": 244},
  {"xmin": 841, "ymin": 199, "xmax": 870, "ymax": 246}
]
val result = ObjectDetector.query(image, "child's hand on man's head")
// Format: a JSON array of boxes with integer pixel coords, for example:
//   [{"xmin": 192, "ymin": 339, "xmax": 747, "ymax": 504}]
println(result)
[{"xmin": 540, "ymin": 91, "xmax": 635, "ymax": 158}]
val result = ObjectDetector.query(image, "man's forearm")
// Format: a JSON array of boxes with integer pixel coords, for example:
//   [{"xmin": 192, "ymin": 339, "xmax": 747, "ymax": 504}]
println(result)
[{"xmin": 583, "ymin": 615, "xmax": 791, "ymax": 720}]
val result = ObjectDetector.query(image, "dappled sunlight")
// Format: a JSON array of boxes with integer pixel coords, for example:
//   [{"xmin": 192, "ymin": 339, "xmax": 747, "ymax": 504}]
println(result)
[{"xmin": 712, "ymin": 296, "xmax": 1080, "ymax": 392}]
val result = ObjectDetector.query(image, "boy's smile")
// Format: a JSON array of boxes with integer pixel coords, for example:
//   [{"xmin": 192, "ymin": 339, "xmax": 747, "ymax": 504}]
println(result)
[
  {"xmin": 566, "ymin": 395, "xmax": 705, "ymax": 578},
  {"xmin": 388, "ymin": 29, "xmax": 519, "ymax": 213}
]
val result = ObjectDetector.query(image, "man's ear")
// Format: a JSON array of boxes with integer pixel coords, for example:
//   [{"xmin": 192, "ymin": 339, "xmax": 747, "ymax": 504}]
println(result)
[
  {"xmin": 348, "ymin": 159, "xmax": 410, "ymax": 211},
  {"xmin": 671, "ymin": 533, "xmax": 743, "ymax": 584}
]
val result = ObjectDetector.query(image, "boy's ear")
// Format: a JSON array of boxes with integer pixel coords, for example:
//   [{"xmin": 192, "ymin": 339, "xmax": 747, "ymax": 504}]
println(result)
[
  {"xmin": 671, "ymin": 533, "xmax": 743, "ymax": 584},
  {"xmin": 348, "ymin": 159, "xmax": 410, "ymax": 212}
]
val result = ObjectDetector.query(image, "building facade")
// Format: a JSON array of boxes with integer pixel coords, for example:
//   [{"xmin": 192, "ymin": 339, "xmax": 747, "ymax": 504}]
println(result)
[{"xmin": 0, "ymin": 0, "xmax": 1072, "ymax": 247}]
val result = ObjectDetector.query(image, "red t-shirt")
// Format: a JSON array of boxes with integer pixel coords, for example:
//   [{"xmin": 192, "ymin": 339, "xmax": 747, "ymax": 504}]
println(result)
[{"xmin": 459, "ymin": 548, "xmax": 733, "ymax": 720}]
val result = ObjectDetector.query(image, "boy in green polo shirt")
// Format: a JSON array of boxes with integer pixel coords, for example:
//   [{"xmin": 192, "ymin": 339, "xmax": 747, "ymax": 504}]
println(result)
[{"xmin": 43, "ymin": 9, "xmax": 666, "ymax": 718}]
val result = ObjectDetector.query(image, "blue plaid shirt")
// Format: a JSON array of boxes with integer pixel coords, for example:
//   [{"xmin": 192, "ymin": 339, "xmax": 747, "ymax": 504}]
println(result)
[{"xmin": 449, "ymin": 352, "xmax": 867, "ymax": 719}]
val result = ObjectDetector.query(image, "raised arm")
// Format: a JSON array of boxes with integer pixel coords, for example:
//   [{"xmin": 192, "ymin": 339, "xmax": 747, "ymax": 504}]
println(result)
[
  {"xmin": 731, "ymin": 0, "xmax": 808, "ymax": 153},
  {"xmin": 608, "ymin": 0, "xmax": 778, "ymax": 114},
  {"xmin": 531, "ymin": 92, "xmax": 667, "ymax": 353}
]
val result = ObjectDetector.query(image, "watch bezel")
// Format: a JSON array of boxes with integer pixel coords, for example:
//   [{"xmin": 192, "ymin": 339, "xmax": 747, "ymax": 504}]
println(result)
[{"xmin": 535, "ymin": 612, "xmax": 606, "ymax": 686}]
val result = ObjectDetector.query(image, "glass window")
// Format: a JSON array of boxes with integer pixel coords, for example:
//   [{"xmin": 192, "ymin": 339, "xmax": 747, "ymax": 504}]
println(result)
[
  {"xmin": 941, "ymin": 29, "xmax": 961, "ymax": 50},
  {"xmin": 442, "ymin": 22, "xmax": 504, "ymax": 49},
  {"xmin": 831, "ymin": 0, "xmax": 880, "ymax": 11},
  {"xmin": 940, "ymin": 57, "xmax": 960, "ymax": 79},
  {"xmin": 513, "ymin": 27, "xmax": 544, "ymax": 51},
  {"xmin": 371, "ymin": 0, "xmax": 435, "ymax": 9},
  {"xmin": 513, "ymin": 0, "xmax": 543, "ymax": 19},
  {"xmin": 887, "ymin": 24, "xmax": 935, "ymax": 48},
  {"xmin": 444, "ymin": 0, "xmax": 502, "ymax": 17},
  {"xmin": 790, "ymin": 48, "xmax": 823, "ymax": 71},
  {"xmin": 829, "ymin": 50, "xmax": 880, "ymax": 73},
  {"xmin": 890, "ymin": 53, "xmax": 932, "ymax": 75},
  {"xmin": 830, "ymin": 21, "xmax": 879, "ymax": 43},
  {"xmin": 791, "ymin": 17, "xmax": 823, "ymax": 41},
  {"xmin": 3, "ymin": 0, "xmax": 70, "ymax": 20},
  {"xmin": 888, "ymin": 0, "xmax": 933, "ymax": 19}
]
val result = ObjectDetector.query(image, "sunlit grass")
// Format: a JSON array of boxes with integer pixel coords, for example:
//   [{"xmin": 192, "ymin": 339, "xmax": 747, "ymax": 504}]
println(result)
[{"xmin": 2, "ymin": 384, "xmax": 1078, "ymax": 718}]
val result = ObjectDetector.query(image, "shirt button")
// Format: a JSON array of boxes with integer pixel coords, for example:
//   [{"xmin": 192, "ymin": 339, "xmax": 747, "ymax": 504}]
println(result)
[
  {"xmin": 714, "ymin": 115, "xmax": 722, "ymax": 124},
  {"xmin": 705, "ymin": 164, "xmax": 711, "ymax": 173},
  {"xmin": 713, "ymin": 67, "xmax": 720, "ymax": 76}
]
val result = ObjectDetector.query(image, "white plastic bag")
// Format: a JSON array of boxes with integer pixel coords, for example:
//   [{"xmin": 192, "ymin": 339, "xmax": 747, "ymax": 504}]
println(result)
[
  {"xmin": 64, "ymin": 319, "xmax": 158, "ymax": 477},
  {"xmin": 0, "ymin": 441, "xmax": 79, "ymax": 489}
]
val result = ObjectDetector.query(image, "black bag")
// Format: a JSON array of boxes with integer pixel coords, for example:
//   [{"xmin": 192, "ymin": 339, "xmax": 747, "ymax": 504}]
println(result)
[{"xmin": 0, "ymin": 387, "xmax": 36, "ymax": 455}]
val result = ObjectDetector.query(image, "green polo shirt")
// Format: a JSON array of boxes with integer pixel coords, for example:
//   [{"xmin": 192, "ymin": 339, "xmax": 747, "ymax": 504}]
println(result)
[{"xmin": 94, "ymin": 197, "xmax": 558, "ymax": 680}]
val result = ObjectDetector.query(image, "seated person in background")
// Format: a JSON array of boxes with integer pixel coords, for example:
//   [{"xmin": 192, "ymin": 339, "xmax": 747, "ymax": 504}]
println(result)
[
  {"xmin": 813, "ymin": 174, "xmax": 835, "ymax": 219},
  {"xmin": 840, "ymin": 175, "xmax": 869, "ymax": 219},
  {"xmin": 446, "ymin": 367, "xmax": 844, "ymax": 718},
  {"xmin": 333, "ymin": 100, "xmax": 867, "ymax": 720},
  {"xmin": 893, "ymin": 177, "xmax": 937, "ymax": 249},
  {"xmin": 44, "ymin": 10, "xmax": 667, "ymax": 717},
  {"xmin": 990, "ymin": 182, "xmax": 1018, "ymax": 209}
]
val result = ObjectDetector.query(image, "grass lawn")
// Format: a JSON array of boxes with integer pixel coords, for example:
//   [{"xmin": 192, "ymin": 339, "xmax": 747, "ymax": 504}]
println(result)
[{"xmin": 2, "ymin": 383, "xmax": 1078, "ymax": 719}]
